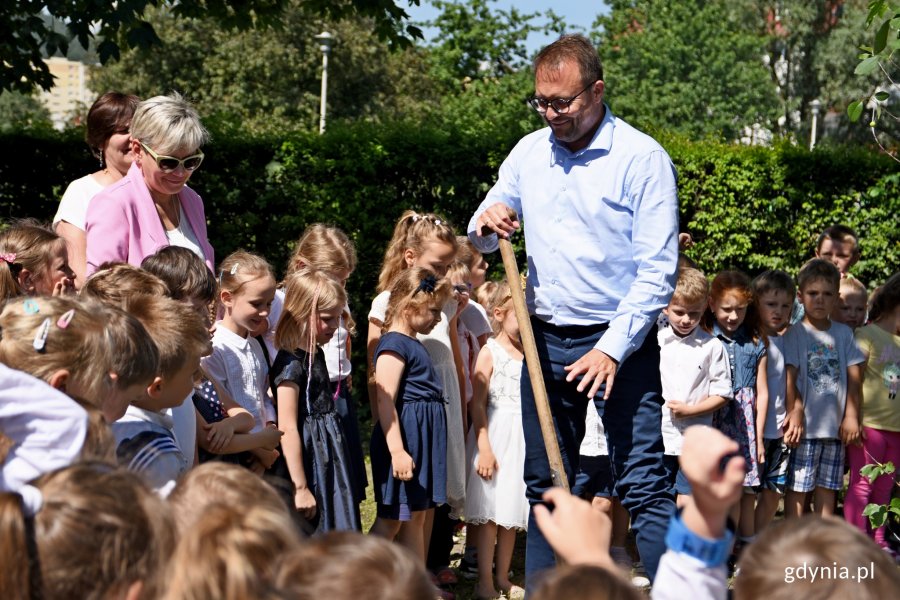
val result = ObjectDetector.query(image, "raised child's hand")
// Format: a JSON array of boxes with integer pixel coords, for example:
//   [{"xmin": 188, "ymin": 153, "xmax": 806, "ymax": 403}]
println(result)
[
  {"xmin": 533, "ymin": 487, "xmax": 615, "ymax": 570},
  {"xmin": 680, "ymin": 426, "xmax": 745, "ymax": 534}
]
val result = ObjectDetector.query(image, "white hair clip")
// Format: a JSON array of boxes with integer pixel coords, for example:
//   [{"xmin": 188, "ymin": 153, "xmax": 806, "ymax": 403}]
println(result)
[
  {"xmin": 19, "ymin": 484, "xmax": 43, "ymax": 517},
  {"xmin": 411, "ymin": 214, "xmax": 421, "ymax": 222},
  {"xmin": 33, "ymin": 317, "xmax": 51, "ymax": 352},
  {"xmin": 230, "ymin": 263, "xmax": 239, "ymax": 275},
  {"xmin": 434, "ymin": 219, "xmax": 443, "ymax": 225}
]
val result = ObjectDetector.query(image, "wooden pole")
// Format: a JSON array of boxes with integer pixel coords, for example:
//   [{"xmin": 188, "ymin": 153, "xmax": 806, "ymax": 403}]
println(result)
[{"xmin": 498, "ymin": 238, "xmax": 570, "ymax": 491}]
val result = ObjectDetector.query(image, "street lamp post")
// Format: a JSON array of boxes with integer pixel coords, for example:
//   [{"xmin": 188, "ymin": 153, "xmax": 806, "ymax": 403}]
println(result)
[
  {"xmin": 314, "ymin": 31, "xmax": 333, "ymax": 134},
  {"xmin": 809, "ymin": 98, "xmax": 821, "ymax": 150}
]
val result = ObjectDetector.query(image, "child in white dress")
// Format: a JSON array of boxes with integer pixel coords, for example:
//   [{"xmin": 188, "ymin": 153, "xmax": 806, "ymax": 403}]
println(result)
[{"xmin": 464, "ymin": 282, "xmax": 527, "ymax": 599}]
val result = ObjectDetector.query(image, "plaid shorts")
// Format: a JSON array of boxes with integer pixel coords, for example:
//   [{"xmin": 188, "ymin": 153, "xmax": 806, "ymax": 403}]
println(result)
[
  {"xmin": 757, "ymin": 437, "xmax": 790, "ymax": 494},
  {"xmin": 786, "ymin": 438, "xmax": 844, "ymax": 492}
]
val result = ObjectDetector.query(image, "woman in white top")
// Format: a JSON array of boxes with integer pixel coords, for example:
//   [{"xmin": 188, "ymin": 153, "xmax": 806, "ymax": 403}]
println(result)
[{"xmin": 55, "ymin": 92, "xmax": 140, "ymax": 287}]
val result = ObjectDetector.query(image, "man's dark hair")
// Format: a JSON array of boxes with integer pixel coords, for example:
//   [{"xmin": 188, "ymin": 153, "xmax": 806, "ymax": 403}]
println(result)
[{"xmin": 534, "ymin": 34, "xmax": 603, "ymax": 86}]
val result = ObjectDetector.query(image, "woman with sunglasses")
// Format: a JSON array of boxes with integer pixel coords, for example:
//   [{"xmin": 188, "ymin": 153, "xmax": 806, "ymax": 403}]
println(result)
[
  {"xmin": 55, "ymin": 92, "xmax": 140, "ymax": 288},
  {"xmin": 85, "ymin": 92, "xmax": 214, "ymax": 275}
]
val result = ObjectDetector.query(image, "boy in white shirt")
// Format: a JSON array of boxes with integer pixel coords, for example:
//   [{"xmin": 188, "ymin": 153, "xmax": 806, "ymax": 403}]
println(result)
[{"xmin": 659, "ymin": 268, "xmax": 732, "ymax": 506}]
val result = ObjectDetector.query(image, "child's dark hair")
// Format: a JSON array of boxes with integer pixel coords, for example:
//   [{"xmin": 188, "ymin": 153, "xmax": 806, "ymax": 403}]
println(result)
[
  {"xmin": 751, "ymin": 269, "xmax": 796, "ymax": 299},
  {"xmin": 868, "ymin": 271, "xmax": 900, "ymax": 322},
  {"xmin": 797, "ymin": 258, "xmax": 840, "ymax": 292},
  {"xmin": 816, "ymin": 224, "xmax": 859, "ymax": 255},
  {"xmin": 377, "ymin": 211, "xmax": 457, "ymax": 293},
  {"xmin": 141, "ymin": 246, "xmax": 217, "ymax": 304},
  {"xmin": 85, "ymin": 92, "xmax": 140, "ymax": 163},
  {"xmin": 382, "ymin": 267, "xmax": 452, "ymax": 333},
  {"xmin": 0, "ymin": 219, "xmax": 66, "ymax": 301}
]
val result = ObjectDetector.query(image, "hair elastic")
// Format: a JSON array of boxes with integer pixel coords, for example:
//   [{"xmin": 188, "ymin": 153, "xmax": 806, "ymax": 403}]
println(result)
[
  {"xmin": 23, "ymin": 299, "xmax": 40, "ymax": 314},
  {"xmin": 33, "ymin": 317, "xmax": 51, "ymax": 352},
  {"xmin": 0, "ymin": 252, "xmax": 16, "ymax": 264},
  {"xmin": 415, "ymin": 274, "xmax": 437, "ymax": 295}
]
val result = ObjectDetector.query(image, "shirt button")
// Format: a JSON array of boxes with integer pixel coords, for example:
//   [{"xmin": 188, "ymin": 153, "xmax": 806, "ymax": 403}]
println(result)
[{"xmin": 561, "ymin": 186, "xmax": 567, "ymax": 191}]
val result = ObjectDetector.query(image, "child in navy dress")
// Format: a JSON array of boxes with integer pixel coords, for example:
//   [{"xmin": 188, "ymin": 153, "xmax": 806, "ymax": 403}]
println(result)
[
  {"xmin": 370, "ymin": 267, "xmax": 452, "ymax": 565},
  {"xmin": 272, "ymin": 270, "xmax": 361, "ymax": 532}
]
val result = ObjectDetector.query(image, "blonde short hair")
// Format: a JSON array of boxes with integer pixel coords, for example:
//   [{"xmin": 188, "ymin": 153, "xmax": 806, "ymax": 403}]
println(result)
[
  {"xmin": 161, "ymin": 503, "xmax": 301, "ymax": 600},
  {"xmin": 736, "ymin": 515, "xmax": 900, "ymax": 599},
  {"xmin": 167, "ymin": 463, "xmax": 292, "ymax": 533},
  {"xmin": 273, "ymin": 532, "xmax": 435, "ymax": 599},
  {"xmin": 671, "ymin": 267, "xmax": 709, "ymax": 306},
  {"xmin": 839, "ymin": 276, "xmax": 867, "ymax": 298},
  {"xmin": 275, "ymin": 270, "xmax": 346, "ymax": 353},
  {"xmin": 131, "ymin": 92, "xmax": 209, "ymax": 155},
  {"xmin": 80, "ymin": 262, "xmax": 169, "ymax": 306},
  {"xmin": 0, "ymin": 463, "xmax": 174, "ymax": 600}
]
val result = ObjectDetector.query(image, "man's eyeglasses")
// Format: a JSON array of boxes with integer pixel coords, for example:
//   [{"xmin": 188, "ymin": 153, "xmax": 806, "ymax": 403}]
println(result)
[
  {"xmin": 139, "ymin": 141, "xmax": 204, "ymax": 173},
  {"xmin": 526, "ymin": 81, "xmax": 596, "ymax": 114}
]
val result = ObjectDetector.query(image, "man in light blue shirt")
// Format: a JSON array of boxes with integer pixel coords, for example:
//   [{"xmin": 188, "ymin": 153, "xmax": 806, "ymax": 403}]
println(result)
[{"xmin": 468, "ymin": 34, "xmax": 678, "ymax": 586}]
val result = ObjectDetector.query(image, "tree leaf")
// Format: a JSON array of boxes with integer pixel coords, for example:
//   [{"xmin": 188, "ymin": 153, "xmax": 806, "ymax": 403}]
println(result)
[
  {"xmin": 848, "ymin": 100, "xmax": 864, "ymax": 122},
  {"xmin": 855, "ymin": 55, "xmax": 881, "ymax": 75},
  {"xmin": 874, "ymin": 91, "xmax": 890, "ymax": 101},
  {"xmin": 874, "ymin": 19, "xmax": 891, "ymax": 54}
]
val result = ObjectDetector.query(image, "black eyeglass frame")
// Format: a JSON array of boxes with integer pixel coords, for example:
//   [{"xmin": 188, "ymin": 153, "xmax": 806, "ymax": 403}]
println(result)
[{"xmin": 526, "ymin": 81, "xmax": 597, "ymax": 114}]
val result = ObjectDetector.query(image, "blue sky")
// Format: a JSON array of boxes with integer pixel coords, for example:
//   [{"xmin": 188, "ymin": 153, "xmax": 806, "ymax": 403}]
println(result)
[{"xmin": 404, "ymin": 1, "xmax": 610, "ymax": 54}]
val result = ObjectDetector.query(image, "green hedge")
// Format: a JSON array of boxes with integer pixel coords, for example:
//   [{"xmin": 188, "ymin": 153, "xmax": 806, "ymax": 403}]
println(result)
[{"xmin": 2, "ymin": 122, "xmax": 897, "ymax": 416}]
